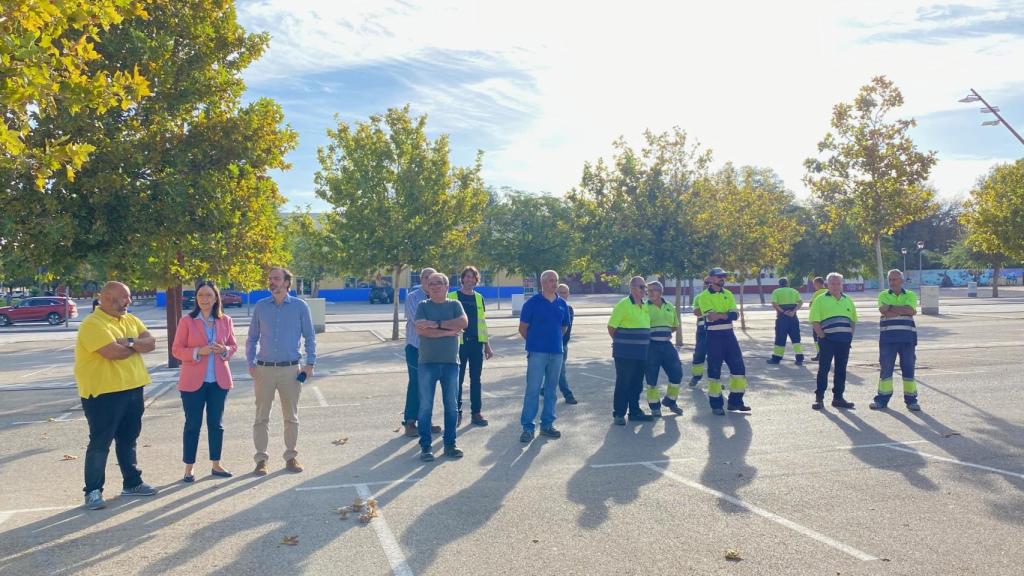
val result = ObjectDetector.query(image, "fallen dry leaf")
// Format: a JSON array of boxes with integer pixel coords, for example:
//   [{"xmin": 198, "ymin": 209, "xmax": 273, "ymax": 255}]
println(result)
[
  {"xmin": 532, "ymin": 539, "xmax": 540, "ymax": 544},
  {"xmin": 725, "ymin": 549, "xmax": 742, "ymax": 561},
  {"xmin": 60, "ymin": 454, "xmax": 78, "ymax": 461},
  {"xmin": 332, "ymin": 437, "xmax": 349, "ymax": 446},
  {"xmin": 281, "ymin": 535, "xmax": 299, "ymax": 546},
  {"xmin": 393, "ymin": 428, "xmax": 401, "ymax": 433}
]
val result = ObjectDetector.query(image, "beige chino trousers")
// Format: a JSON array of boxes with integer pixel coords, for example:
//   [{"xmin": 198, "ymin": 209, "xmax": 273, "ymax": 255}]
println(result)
[{"xmin": 252, "ymin": 365, "xmax": 302, "ymax": 463}]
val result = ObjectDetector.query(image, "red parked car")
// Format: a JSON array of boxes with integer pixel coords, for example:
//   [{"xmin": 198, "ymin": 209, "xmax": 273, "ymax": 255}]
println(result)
[
  {"xmin": 0, "ymin": 297, "xmax": 79, "ymax": 326},
  {"xmin": 221, "ymin": 290, "xmax": 244, "ymax": 308}
]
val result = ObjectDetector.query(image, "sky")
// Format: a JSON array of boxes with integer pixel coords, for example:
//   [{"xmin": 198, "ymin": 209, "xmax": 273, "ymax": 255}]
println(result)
[{"xmin": 235, "ymin": 0, "xmax": 1024, "ymax": 211}]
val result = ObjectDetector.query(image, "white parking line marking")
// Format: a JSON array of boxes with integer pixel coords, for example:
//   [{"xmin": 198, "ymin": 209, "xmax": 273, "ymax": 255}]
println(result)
[
  {"xmin": 310, "ymin": 385, "xmax": 329, "ymax": 407},
  {"xmin": 581, "ymin": 372, "xmax": 614, "ymax": 382},
  {"xmin": 356, "ymin": 483, "xmax": 414, "ymax": 576},
  {"xmin": 21, "ymin": 366, "xmax": 56, "ymax": 379},
  {"xmin": 884, "ymin": 445, "xmax": 1024, "ymax": 480},
  {"xmin": 54, "ymin": 412, "xmax": 72, "ymax": 421},
  {"xmin": 644, "ymin": 463, "xmax": 878, "ymax": 562},
  {"xmin": 300, "ymin": 403, "xmax": 361, "ymax": 409}
]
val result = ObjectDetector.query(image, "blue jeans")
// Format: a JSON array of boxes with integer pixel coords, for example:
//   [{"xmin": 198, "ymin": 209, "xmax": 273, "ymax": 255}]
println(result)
[
  {"xmin": 181, "ymin": 381, "xmax": 228, "ymax": 464},
  {"xmin": 403, "ymin": 344, "xmax": 419, "ymax": 423},
  {"xmin": 417, "ymin": 362, "xmax": 459, "ymax": 451},
  {"xmin": 521, "ymin": 352, "xmax": 562, "ymax": 433}
]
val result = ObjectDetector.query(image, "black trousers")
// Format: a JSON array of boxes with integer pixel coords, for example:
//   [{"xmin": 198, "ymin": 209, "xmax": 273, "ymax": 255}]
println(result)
[
  {"xmin": 613, "ymin": 358, "xmax": 646, "ymax": 417},
  {"xmin": 457, "ymin": 340, "xmax": 484, "ymax": 413},
  {"xmin": 81, "ymin": 386, "xmax": 145, "ymax": 493},
  {"xmin": 815, "ymin": 339, "xmax": 851, "ymax": 399}
]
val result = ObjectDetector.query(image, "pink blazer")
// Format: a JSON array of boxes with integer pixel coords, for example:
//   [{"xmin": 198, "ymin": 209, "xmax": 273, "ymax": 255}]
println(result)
[{"xmin": 172, "ymin": 314, "xmax": 238, "ymax": 392}]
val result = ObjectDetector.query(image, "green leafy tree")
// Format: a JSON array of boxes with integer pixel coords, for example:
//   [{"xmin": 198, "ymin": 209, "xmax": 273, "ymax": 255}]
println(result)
[
  {"xmin": 804, "ymin": 75, "xmax": 938, "ymax": 285},
  {"xmin": 1, "ymin": 0, "xmax": 152, "ymax": 188},
  {"xmin": 2, "ymin": 0, "xmax": 298, "ymax": 364},
  {"xmin": 696, "ymin": 164, "xmax": 803, "ymax": 328},
  {"xmin": 783, "ymin": 202, "xmax": 872, "ymax": 288},
  {"xmin": 962, "ymin": 160, "xmax": 1024, "ymax": 261},
  {"xmin": 287, "ymin": 208, "xmax": 344, "ymax": 297},
  {"xmin": 315, "ymin": 105, "xmax": 488, "ymax": 339},
  {"xmin": 477, "ymin": 190, "xmax": 574, "ymax": 286}
]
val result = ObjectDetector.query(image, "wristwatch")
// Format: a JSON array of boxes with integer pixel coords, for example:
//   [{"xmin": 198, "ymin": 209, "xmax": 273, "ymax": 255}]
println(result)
[{"xmin": 127, "ymin": 338, "xmax": 135, "ymax": 348}]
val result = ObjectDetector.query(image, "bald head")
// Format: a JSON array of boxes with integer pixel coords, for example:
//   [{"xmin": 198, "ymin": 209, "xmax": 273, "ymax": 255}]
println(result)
[{"xmin": 99, "ymin": 282, "xmax": 132, "ymax": 317}]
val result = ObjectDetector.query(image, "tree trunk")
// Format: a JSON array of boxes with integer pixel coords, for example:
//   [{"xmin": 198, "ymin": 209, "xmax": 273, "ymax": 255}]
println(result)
[
  {"xmin": 688, "ymin": 277, "xmax": 695, "ymax": 308},
  {"xmin": 874, "ymin": 234, "xmax": 884, "ymax": 290},
  {"xmin": 674, "ymin": 277, "xmax": 683, "ymax": 347},
  {"xmin": 738, "ymin": 275, "xmax": 746, "ymax": 330},
  {"xmin": 312, "ymin": 279, "xmax": 320, "ymax": 298},
  {"xmin": 756, "ymin": 270, "xmax": 765, "ymax": 304},
  {"xmin": 392, "ymin": 264, "xmax": 402, "ymax": 340},
  {"xmin": 166, "ymin": 283, "xmax": 182, "ymax": 368},
  {"xmin": 993, "ymin": 265, "xmax": 1001, "ymax": 298}
]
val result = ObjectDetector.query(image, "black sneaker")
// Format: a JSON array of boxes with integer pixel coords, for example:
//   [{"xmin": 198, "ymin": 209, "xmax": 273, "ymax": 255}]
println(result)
[
  {"xmin": 471, "ymin": 413, "xmax": 489, "ymax": 426},
  {"xmin": 613, "ymin": 416, "xmax": 626, "ymax": 425},
  {"xmin": 766, "ymin": 357, "xmax": 781, "ymax": 364},
  {"xmin": 564, "ymin": 395, "xmax": 578, "ymax": 405},
  {"xmin": 727, "ymin": 404, "xmax": 751, "ymax": 413},
  {"xmin": 831, "ymin": 398, "xmax": 855, "ymax": 409},
  {"xmin": 540, "ymin": 426, "xmax": 561, "ymax": 438},
  {"xmin": 519, "ymin": 429, "xmax": 534, "ymax": 443},
  {"xmin": 628, "ymin": 412, "xmax": 654, "ymax": 422},
  {"xmin": 812, "ymin": 398, "xmax": 825, "ymax": 410},
  {"xmin": 906, "ymin": 402, "xmax": 922, "ymax": 412},
  {"xmin": 869, "ymin": 402, "xmax": 887, "ymax": 410},
  {"xmin": 443, "ymin": 445, "xmax": 464, "ymax": 458},
  {"xmin": 420, "ymin": 451, "xmax": 435, "ymax": 462},
  {"xmin": 661, "ymin": 397, "xmax": 684, "ymax": 415},
  {"xmin": 689, "ymin": 376, "xmax": 701, "ymax": 387},
  {"xmin": 810, "ymin": 355, "xmax": 819, "ymax": 362}
]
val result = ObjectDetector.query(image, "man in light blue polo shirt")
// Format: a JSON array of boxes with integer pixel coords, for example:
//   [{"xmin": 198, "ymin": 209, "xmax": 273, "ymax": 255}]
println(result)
[{"xmin": 518, "ymin": 269, "xmax": 570, "ymax": 443}]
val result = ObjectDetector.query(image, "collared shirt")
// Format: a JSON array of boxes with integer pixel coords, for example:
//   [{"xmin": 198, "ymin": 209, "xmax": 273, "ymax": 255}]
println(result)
[
  {"xmin": 562, "ymin": 304, "xmax": 575, "ymax": 346},
  {"xmin": 645, "ymin": 300, "xmax": 678, "ymax": 342},
  {"xmin": 698, "ymin": 288, "xmax": 738, "ymax": 332},
  {"xmin": 809, "ymin": 292, "xmax": 858, "ymax": 343},
  {"xmin": 693, "ymin": 291, "xmax": 707, "ymax": 329},
  {"xmin": 75, "ymin": 308, "xmax": 151, "ymax": 399},
  {"xmin": 405, "ymin": 287, "xmax": 428, "ymax": 348},
  {"xmin": 609, "ymin": 295, "xmax": 651, "ymax": 359},
  {"xmin": 520, "ymin": 292, "xmax": 569, "ymax": 354},
  {"xmin": 202, "ymin": 315, "xmax": 217, "ymax": 382},
  {"xmin": 246, "ymin": 295, "xmax": 317, "ymax": 366},
  {"xmin": 878, "ymin": 288, "xmax": 918, "ymax": 345}
]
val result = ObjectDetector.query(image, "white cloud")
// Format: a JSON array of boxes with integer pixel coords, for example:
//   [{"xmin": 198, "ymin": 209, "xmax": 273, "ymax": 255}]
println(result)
[{"xmin": 238, "ymin": 0, "xmax": 1024, "ymax": 202}]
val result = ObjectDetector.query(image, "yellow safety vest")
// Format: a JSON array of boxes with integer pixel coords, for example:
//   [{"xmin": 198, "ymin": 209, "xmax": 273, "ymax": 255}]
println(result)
[{"xmin": 447, "ymin": 290, "xmax": 488, "ymax": 343}]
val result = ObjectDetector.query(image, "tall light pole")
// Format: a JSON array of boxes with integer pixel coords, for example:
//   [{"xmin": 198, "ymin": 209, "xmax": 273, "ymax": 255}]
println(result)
[
  {"xmin": 917, "ymin": 241, "xmax": 925, "ymax": 286},
  {"xmin": 959, "ymin": 89, "xmax": 1024, "ymax": 147},
  {"xmin": 901, "ymin": 247, "xmax": 908, "ymax": 274}
]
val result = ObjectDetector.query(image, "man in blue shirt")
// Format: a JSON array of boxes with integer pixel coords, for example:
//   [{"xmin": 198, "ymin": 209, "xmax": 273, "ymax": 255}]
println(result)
[
  {"xmin": 246, "ymin": 267, "xmax": 316, "ymax": 475},
  {"xmin": 518, "ymin": 270, "xmax": 570, "ymax": 443}
]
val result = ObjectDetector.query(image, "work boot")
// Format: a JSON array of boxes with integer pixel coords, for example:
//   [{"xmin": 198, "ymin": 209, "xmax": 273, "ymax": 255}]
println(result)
[
  {"xmin": 869, "ymin": 401, "xmax": 887, "ymax": 410},
  {"xmin": 649, "ymin": 406, "xmax": 663, "ymax": 418},
  {"xmin": 795, "ymin": 354, "xmax": 805, "ymax": 366},
  {"xmin": 471, "ymin": 413, "xmax": 489, "ymax": 426},
  {"xmin": 906, "ymin": 402, "xmax": 922, "ymax": 412},
  {"xmin": 285, "ymin": 458, "xmax": 304, "ymax": 473},
  {"xmin": 403, "ymin": 421, "xmax": 418, "ymax": 438},
  {"xmin": 712, "ymin": 407, "xmax": 725, "ymax": 416},
  {"xmin": 810, "ymin": 355, "xmax": 819, "ymax": 362},
  {"xmin": 689, "ymin": 375, "xmax": 701, "ymax": 387},
  {"xmin": 831, "ymin": 398, "xmax": 855, "ymax": 409},
  {"xmin": 661, "ymin": 397, "xmax": 684, "ymax": 415},
  {"xmin": 628, "ymin": 412, "xmax": 654, "ymax": 422},
  {"xmin": 253, "ymin": 460, "xmax": 268, "ymax": 476},
  {"xmin": 766, "ymin": 357, "xmax": 781, "ymax": 365},
  {"xmin": 811, "ymin": 397, "xmax": 825, "ymax": 410}
]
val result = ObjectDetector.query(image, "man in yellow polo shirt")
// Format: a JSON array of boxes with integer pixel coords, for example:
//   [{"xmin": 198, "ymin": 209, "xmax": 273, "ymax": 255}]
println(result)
[
  {"xmin": 75, "ymin": 281, "xmax": 158, "ymax": 510},
  {"xmin": 608, "ymin": 276, "xmax": 653, "ymax": 424},
  {"xmin": 808, "ymin": 273, "xmax": 857, "ymax": 410}
]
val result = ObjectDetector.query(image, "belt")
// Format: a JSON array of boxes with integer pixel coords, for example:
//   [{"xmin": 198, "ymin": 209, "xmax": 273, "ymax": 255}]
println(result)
[{"xmin": 256, "ymin": 360, "xmax": 299, "ymax": 367}]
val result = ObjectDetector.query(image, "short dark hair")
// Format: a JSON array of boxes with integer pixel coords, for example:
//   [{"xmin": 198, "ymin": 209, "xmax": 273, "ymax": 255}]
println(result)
[
  {"xmin": 460, "ymin": 266, "xmax": 480, "ymax": 282},
  {"xmin": 778, "ymin": 278, "xmax": 788, "ymax": 287},
  {"xmin": 189, "ymin": 280, "xmax": 222, "ymax": 319}
]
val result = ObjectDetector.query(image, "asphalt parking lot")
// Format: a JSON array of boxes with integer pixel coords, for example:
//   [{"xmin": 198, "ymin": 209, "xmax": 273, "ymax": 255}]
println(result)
[{"xmin": 1, "ymin": 296, "xmax": 1023, "ymax": 575}]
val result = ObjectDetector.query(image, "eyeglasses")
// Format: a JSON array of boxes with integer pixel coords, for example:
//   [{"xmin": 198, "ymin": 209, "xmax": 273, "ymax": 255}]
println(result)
[
  {"xmin": 195, "ymin": 280, "xmax": 217, "ymax": 289},
  {"xmin": 428, "ymin": 281, "xmax": 446, "ymax": 286}
]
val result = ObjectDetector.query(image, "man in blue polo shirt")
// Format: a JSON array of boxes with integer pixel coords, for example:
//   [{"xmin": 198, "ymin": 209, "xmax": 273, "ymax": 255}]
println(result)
[{"xmin": 518, "ymin": 269, "xmax": 570, "ymax": 443}]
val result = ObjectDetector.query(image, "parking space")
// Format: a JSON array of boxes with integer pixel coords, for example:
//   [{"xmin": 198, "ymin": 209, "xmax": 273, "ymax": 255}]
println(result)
[{"xmin": 1, "ymin": 299, "xmax": 1022, "ymax": 574}]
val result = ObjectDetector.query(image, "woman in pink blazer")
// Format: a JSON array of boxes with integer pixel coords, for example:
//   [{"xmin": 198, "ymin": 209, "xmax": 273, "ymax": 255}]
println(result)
[{"xmin": 172, "ymin": 281, "xmax": 237, "ymax": 482}]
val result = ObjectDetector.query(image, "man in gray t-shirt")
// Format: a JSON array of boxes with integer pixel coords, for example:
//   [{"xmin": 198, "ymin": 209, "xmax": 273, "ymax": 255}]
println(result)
[{"xmin": 413, "ymin": 273, "xmax": 468, "ymax": 461}]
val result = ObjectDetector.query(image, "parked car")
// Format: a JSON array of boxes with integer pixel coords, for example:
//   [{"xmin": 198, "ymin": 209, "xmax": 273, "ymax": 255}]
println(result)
[
  {"xmin": 221, "ymin": 290, "xmax": 244, "ymax": 308},
  {"xmin": 181, "ymin": 290, "xmax": 196, "ymax": 309},
  {"xmin": 369, "ymin": 285, "xmax": 394, "ymax": 304},
  {"xmin": 0, "ymin": 297, "xmax": 78, "ymax": 326}
]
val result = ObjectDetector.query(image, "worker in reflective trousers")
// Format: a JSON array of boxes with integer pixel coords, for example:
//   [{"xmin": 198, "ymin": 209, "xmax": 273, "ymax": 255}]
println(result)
[
  {"xmin": 870, "ymin": 269, "xmax": 921, "ymax": 412},
  {"xmin": 697, "ymin": 268, "xmax": 750, "ymax": 415},
  {"xmin": 643, "ymin": 281, "xmax": 684, "ymax": 416},
  {"xmin": 767, "ymin": 278, "xmax": 805, "ymax": 365},
  {"xmin": 689, "ymin": 277, "xmax": 711, "ymax": 386},
  {"xmin": 809, "ymin": 276, "xmax": 826, "ymax": 362}
]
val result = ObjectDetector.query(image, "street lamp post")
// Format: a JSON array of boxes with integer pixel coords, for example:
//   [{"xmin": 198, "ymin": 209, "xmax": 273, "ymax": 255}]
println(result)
[
  {"xmin": 959, "ymin": 89, "xmax": 1024, "ymax": 147},
  {"xmin": 917, "ymin": 241, "xmax": 925, "ymax": 286},
  {"xmin": 901, "ymin": 247, "xmax": 907, "ymax": 275}
]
